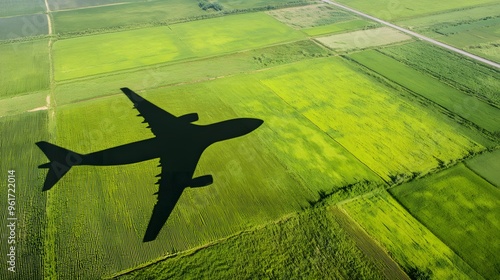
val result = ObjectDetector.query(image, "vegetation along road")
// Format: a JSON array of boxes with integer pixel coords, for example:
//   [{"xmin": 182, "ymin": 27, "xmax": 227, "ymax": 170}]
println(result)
[{"xmin": 322, "ymin": 0, "xmax": 500, "ymax": 69}]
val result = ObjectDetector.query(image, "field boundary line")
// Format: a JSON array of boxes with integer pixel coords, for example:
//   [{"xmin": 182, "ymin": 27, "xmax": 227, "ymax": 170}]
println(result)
[{"xmin": 321, "ymin": 0, "xmax": 500, "ymax": 69}]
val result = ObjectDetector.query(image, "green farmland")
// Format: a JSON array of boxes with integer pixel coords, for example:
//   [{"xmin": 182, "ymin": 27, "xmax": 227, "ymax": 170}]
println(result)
[
  {"xmin": 390, "ymin": 164, "xmax": 500, "ymax": 278},
  {"xmin": 348, "ymin": 50, "xmax": 500, "ymax": 133},
  {"xmin": 53, "ymin": 12, "xmax": 305, "ymax": 80},
  {"xmin": 0, "ymin": 39, "xmax": 50, "ymax": 98},
  {"xmin": 1, "ymin": 0, "xmax": 500, "ymax": 278},
  {"xmin": 465, "ymin": 150, "xmax": 500, "ymax": 187},
  {"xmin": 341, "ymin": 190, "xmax": 483, "ymax": 279}
]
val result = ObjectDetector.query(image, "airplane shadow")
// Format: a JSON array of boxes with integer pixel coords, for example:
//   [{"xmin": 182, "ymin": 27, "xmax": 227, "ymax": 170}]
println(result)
[{"xmin": 37, "ymin": 87, "xmax": 263, "ymax": 242}]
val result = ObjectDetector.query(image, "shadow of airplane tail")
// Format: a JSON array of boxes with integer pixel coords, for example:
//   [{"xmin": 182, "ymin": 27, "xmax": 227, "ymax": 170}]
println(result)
[{"xmin": 36, "ymin": 141, "xmax": 83, "ymax": 191}]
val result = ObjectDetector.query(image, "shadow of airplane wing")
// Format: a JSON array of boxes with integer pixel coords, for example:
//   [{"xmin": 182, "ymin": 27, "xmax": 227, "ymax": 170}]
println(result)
[
  {"xmin": 120, "ymin": 87, "xmax": 179, "ymax": 137},
  {"xmin": 143, "ymin": 146, "xmax": 206, "ymax": 242},
  {"xmin": 143, "ymin": 181, "xmax": 184, "ymax": 242}
]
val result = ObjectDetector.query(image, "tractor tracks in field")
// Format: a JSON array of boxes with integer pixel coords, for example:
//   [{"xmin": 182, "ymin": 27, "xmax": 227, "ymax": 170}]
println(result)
[{"xmin": 322, "ymin": 0, "xmax": 500, "ymax": 69}]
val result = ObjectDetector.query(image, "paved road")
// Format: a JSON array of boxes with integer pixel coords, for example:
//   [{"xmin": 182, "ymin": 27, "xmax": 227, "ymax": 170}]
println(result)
[{"xmin": 322, "ymin": 0, "xmax": 500, "ymax": 69}]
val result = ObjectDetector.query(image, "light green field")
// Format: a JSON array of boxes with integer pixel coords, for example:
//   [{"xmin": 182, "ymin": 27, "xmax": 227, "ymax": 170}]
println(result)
[
  {"xmin": 0, "ymin": 111, "xmax": 48, "ymax": 280},
  {"xmin": 54, "ymin": 40, "xmax": 330, "ymax": 106},
  {"xmin": 439, "ymin": 25, "xmax": 500, "ymax": 63},
  {"xmin": 379, "ymin": 41, "xmax": 500, "ymax": 108},
  {"xmin": 390, "ymin": 163, "xmax": 500, "ymax": 278},
  {"xmin": 396, "ymin": 3, "xmax": 500, "ymax": 28},
  {"xmin": 302, "ymin": 19, "xmax": 377, "ymax": 36},
  {"xmin": 267, "ymin": 4, "xmax": 355, "ymax": 28},
  {"xmin": 341, "ymin": 190, "xmax": 483, "ymax": 279},
  {"xmin": 465, "ymin": 150, "xmax": 500, "ymax": 187},
  {"xmin": 0, "ymin": 39, "xmax": 50, "ymax": 97},
  {"xmin": 114, "ymin": 206, "xmax": 385, "ymax": 279},
  {"xmin": 0, "ymin": 90, "xmax": 47, "ymax": 117},
  {"xmin": 53, "ymin": 12, "xmax": 305, "ymax": 80},
  {"xmin": 46, "ymin": 74, "xmax": 383, "ymax": 278},
  {"xmin": 255, "ymin": 57, "xmax": 482, "ymax": 182},
  {"xmin": 334, "ymin": 0, "xmax": 498, "ymax": 21},
  {"xmin": 315, "ymin": 27, "xmax": 412, "ymax": 51},
  {"xmin": 349, "ymin": 50, "xmax": 500, "ymax": 133}
]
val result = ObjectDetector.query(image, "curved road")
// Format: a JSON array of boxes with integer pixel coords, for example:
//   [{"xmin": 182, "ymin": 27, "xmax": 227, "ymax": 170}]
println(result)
[{"xmin": 322, "ymin": 0, "xmax": 500, "ymax": 69}]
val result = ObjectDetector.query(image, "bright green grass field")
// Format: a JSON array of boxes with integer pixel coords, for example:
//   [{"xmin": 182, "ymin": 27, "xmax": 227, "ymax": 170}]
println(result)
[
  {"xmin": 348, "ymin": 50, "xmax": 500, "ymax": 133},
  {"xmin": 379, "ymin": 41, "xmax": 500, "ymax": 108},
  {"xmin": 465, "ymin": 150, "xmax": 500, "ymax": 187},
  {"xmin": 390, "ymin": 163, "xmax": 500, "ymax": 278},
  {"xmin": 255, "ymin": 57, "xmax": 482, "ymax": 182},
  {"xmin": 0, "ymin": 111, "xmax": 48, "ymax": 280},
  {"xmin": 115, "ymin": 206, "xmax": 385, "ymax": 279},
  {"xmin": 334, "ymin": 0, "xmax": 498, "ymax": 21},
  {"xmin": 0, "ymin": 39, "xmax": 50, "ymax": 98},
  {"xmin": 341, "ymin": 190, "xmax": 482, "ymax": 279},
  {"xmin": 47, "ymin": 76, "xmax": 381, "ymax": 278},
  {"xmin": 53, "ymin": 12, "xmax": 305, "ymax": 81},
  {"xmin": 0, "ymin": 0, "xmax": 45, "ymax": 17}
]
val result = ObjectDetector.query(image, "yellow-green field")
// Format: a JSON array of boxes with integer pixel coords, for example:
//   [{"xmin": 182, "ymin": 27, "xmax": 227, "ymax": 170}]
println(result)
[
  {"xmin": 255, "ymin": 57, "xmax": 483, "ymax": 182},
  {"xmin": 53, "ymin": 12, "xmax": 305, "ymax": 80}
]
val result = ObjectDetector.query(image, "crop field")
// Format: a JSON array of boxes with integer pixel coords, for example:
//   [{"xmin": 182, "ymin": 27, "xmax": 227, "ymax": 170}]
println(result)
[
  {"xmin": 315, "ymin": 27, "xmax": 412, "ymax": 51},
  {"xmin": 0, "ymin": 90, "xmax": 47, "ymax": 117},
  {"xmin": 255, "ymin": 57, "xmax": 483, "ymax": 182},
  {"xmin": 438, "ymin": 24, "xmax": 500, "ymax": 63},
  {"xmin": 348, "ymin": 50, "xmax": 500, "ymax": 133},
  {"xmin": 0, "ymin": 0, "xmax": 44, "ymax": 17},
  {"xmin": 115, "ymin": 206, "xmax": 385, "ymax": 279},
  {"xmin": 51, "ymin": 0, "xmax": 206, "ymax": 34},
  {"xmin": 54, "ymin": 39, "xmax": 331, "ymax": 105},
  {"xmin": 379, "ymin": 41, "xmax": 500, "ymax": 108},
  {"xmin": 465, "ymin": 150, "xmax": 500, "ymax": 187},
  {"xmin": 46, "ymin": 77, "xmax": 384, "ymax": 278},
  {"xmin": 341, "ymin": 190, "xmax": 483, "ymax": 279},
  {"xmin": 0, "ymin": 111, "xmax": 48, "ymax": 280},
  {"xmin": 3, "ymin": 0, "xmax": 500, "ymax": 278},
  {"xmin": 52, "ymin": 0, "xmax": 310, "ymax": 34},
  {"xmin": 396, "ymin": 3, "xmax": 500, "ymax": 29},
  {"xmin": 47, "ymin": 0, "xmax": 139, "ymax": 11},
  {"xmin": 53, "ymin": 12, "xmax": 305, "ymax": 80},
  {"xmin": 390, "ymin": 163, "xmax": 500, "ymax": 278},
  {"xmin": 0, "ymin": 13, "xmax": 48, "ymax": 40},
  {"xmin": 334, "ymin": 0, "xmax": 498, "ymax": 21},
  {"xmin": 302, "ymin": 19, "xmax": 377, "ymax": 36},
  {"xmin": 0, "ymin": 39, "xmax": 50, "ymax": 98},
  {"xmin": 267, "ymin": 4, "xmax": 355, "ymax": 28}
]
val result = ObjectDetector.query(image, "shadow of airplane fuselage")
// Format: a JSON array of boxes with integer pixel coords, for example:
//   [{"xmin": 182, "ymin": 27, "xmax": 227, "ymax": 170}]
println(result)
[{"xmin": 36, "ymin": 88, "xmax": 263, "ymax": 242}]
